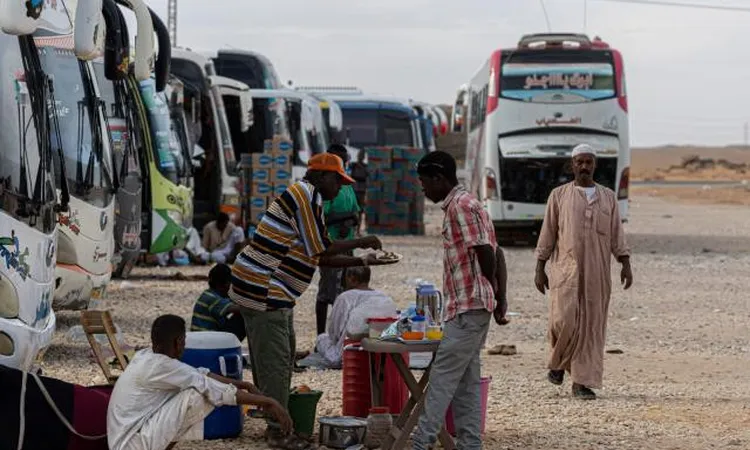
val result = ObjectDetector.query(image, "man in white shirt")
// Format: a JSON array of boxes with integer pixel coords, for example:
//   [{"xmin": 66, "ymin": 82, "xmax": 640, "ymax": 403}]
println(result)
[
  {"xmin": 107, "ymin": 314, "xmax": 291, "ymax": 450},
  {"xmin": 314, "ymin": 266, "xmax": 397, "ymax": 367}
]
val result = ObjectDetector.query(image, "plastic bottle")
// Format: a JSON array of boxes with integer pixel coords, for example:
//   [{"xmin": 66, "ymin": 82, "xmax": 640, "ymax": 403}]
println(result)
[
  {"xmin": 364, "ymin": 407, "xmax": 392, "ymax": 449},
  {"xmin": 411, "ymin": 315, "xmax": 427, "ymax": 335}
]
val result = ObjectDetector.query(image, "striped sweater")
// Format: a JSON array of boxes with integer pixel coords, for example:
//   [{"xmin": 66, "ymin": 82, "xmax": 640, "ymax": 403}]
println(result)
[{"xmin": 230, "ymin": 180, "xmax": 332, "ymax": 310}]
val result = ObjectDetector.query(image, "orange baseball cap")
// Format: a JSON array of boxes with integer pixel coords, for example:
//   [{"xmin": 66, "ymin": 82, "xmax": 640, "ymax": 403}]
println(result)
[{"xmin": 307, "ymin": 153, "xmax": 355, "ymax": 184}]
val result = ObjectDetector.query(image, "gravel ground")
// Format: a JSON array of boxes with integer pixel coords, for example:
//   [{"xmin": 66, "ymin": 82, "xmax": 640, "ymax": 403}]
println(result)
[{"xmin": 44, "ymin": 195, "xmax": 750, "ymax": 449}]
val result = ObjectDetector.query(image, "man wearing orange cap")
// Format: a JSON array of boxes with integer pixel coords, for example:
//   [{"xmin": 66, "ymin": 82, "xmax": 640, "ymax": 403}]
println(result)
[{"xmin": 230, "ymin": 152, "xmax": 386, "ymax": 448}]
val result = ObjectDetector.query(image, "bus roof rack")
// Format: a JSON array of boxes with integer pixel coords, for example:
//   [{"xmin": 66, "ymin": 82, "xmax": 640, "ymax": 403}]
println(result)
[
  {"xmin": 295, "ymin": 86, "xmax": 364, "ymax": 95},
  {"xmin": 518, "ymin": 33, "xmax": 592, "ymax": 49}
]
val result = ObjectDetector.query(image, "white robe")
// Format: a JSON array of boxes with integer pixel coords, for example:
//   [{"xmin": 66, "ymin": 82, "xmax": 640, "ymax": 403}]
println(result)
[
  {"xmin": 315, "ymin": 289, "xmax": 397, "ymax": 365},
  {"xmin": 107, "ymin": 349, "xmax": 238, "ymax": 450}
]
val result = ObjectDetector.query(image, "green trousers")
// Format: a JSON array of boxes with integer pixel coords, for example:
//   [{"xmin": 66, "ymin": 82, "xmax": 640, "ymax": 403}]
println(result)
[{"xmin": 240, "ymin": 307, "xmax": 296, "ymax": 431}]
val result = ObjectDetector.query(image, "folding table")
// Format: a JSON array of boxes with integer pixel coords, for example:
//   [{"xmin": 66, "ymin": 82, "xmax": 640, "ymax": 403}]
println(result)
[{"xmin": 361, "ymin": 338, "xmax": 456, "ymax": 450}]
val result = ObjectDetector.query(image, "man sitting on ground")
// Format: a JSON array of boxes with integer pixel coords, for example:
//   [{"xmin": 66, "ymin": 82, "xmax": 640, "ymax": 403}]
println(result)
[
  {"xmin": 107, "ymin": 315, "xmax": 291, "ymax": 450},
  {"xmin": 313, "ymin": 266, "xmax": 397, "ymax": 367},
  {"xmin": 200, "ymin": 212, "xmax": 246, "ymax": 264},
  {"xmin": 191, "ymin": 264, "xmax": 246, "ymax": 342}
]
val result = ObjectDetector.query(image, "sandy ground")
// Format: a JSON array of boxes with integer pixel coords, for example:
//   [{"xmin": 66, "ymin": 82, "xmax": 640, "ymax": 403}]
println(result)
[
  {"xmin": 44, "ymin": 195, "xmax": 750, "ymax": 450},
  {"xmin": 632, "ymin": 185, "xmax": 750, "ymax": 207}
]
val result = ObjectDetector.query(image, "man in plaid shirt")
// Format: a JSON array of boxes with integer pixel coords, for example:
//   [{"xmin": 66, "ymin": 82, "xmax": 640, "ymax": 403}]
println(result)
[{"xmin": 413, "ymin": 151, "xmax": 504, "ymax": 450}]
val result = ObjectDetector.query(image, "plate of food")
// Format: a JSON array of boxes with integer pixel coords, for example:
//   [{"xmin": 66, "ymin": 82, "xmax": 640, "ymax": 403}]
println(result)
[{"xmin": 374, "ymin": 250, "xmax": 403, "ymax": 264}]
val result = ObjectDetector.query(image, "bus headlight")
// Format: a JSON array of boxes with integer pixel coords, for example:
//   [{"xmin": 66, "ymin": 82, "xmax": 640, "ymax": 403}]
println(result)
[
  {"xmin": 0, "ymin": 274, "xmax": 19, "ymax": 319},
  {"xmin": 484, "ymin": 168, "xmax": 499, "ymax": 201},
  {"xmin": 0, "ymin": 332, "xmax": 13, "ymax": 356}
]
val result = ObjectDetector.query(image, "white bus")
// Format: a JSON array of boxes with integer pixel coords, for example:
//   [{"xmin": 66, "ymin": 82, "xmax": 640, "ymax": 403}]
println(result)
[{"xmin": 461, "ymin": 33, "xmax": 630, "ymax": 238}]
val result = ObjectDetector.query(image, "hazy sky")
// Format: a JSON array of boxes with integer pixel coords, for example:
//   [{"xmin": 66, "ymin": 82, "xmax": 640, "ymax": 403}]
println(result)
[{"xmin": 142, "ymin": 0, "xmax": 750, "ymax": 147}]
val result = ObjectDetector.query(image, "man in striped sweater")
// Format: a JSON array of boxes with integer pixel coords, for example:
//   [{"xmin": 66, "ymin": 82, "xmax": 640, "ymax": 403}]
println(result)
[{"xmin": 230, "ymin": 153, "xmax": 386, "ymax": 448}]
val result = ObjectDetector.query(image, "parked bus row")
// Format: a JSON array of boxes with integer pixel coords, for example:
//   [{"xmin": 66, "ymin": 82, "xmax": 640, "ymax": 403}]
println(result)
[{"xmin": 0, "ymin": 0, "xmax": 446, "ymax": 370}]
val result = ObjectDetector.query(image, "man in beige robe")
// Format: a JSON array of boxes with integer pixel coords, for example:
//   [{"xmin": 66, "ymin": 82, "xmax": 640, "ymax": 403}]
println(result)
[{"xmin": 534, "ymin": 143, "xmax": 633, "ymax": 400}]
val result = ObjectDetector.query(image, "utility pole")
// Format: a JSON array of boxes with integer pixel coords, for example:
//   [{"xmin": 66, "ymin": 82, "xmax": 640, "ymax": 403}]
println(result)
[
  {"xmin": 744, "ymin": 122, "xmax": 748, "ymax": 147},
  {"xmin": 167, "ymin": 0, "xmax": 177, "ymax": 46}
]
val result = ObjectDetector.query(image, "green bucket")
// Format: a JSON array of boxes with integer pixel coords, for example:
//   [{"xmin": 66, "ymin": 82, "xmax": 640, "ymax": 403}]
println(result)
[{"xmin": 287, "ymin": 390, "xmax": 323, "ymax": 436}]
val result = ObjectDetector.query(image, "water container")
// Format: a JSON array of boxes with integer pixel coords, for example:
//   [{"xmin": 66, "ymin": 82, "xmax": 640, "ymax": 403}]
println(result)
[
  {"xmin": 342, "ymin": 339, "xmax": 409, "ymax": 418},
  {"xmin": 181, "ymin": 331, "xmax": 243, "ymax": 440}
]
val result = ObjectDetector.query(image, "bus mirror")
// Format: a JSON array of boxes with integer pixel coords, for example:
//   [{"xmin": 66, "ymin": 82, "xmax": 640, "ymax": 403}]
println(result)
[
  {"xmin": 0, "ymin": 0, "xmax": 43, "ymax": 35},
  {"xmin": 74, "ymin": 0, "xmax": 106, "ymax": 61}
]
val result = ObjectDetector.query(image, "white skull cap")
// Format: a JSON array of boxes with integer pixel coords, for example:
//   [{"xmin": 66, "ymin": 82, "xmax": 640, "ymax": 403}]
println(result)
[{"xmin": 571, "ymin": 143, "xmax": 596, "ymax": 158}]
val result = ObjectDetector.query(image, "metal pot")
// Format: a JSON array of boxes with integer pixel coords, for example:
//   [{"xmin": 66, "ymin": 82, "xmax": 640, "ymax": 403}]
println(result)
[{"xmin": 318, "ymin": 416, "xmax": 368, "ymax": 449}]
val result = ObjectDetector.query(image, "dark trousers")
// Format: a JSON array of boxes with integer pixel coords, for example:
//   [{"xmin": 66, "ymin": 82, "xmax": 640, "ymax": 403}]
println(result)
[{"xmin": 218, "ymin": 313, "xmax": 247, "ymax": 343}]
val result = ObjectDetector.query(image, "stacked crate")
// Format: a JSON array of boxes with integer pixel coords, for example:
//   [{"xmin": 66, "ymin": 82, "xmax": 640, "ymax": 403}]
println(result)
[
  {"xmin": 241, "ymin": 136, "xmax": 294, "ymax": 226},
  {"xmin": 365, "ymin": 146, "xmax": 425, "ymax": 236}
]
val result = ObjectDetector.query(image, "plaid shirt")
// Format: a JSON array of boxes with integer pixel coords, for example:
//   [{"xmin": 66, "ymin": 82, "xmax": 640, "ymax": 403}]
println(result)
[{"xmin": 441, "ymin": 185, "xmax": 497, "ymax": 322}]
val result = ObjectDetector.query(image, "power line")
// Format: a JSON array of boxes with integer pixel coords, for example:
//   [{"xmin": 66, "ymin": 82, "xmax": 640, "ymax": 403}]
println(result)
[
  {"xmin": 539, "ymin": 0, "xmax": 552, "ymax": 31},
  {"xmin": 583, "ymin": 0, "xmax": 588, "ymax": 32},
  {"xmin": 592, "ymin": 0, "xmax": 750, "ymax": 12}
]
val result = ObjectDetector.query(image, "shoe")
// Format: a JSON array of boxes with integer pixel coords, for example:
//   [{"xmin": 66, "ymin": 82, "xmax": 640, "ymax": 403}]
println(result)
[
  {"xmin": 547, "ymin": 370, "xmax": 564, "ymax": 385},
  {"xmin": 572, "ymin": 383, "xmax": 596, "ymax": 400}
]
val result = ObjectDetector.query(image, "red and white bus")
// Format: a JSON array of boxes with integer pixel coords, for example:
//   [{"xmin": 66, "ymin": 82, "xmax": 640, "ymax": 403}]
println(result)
[{"xmin": 460, "ymin": 33, "xmax": 630, "ymax": 235}]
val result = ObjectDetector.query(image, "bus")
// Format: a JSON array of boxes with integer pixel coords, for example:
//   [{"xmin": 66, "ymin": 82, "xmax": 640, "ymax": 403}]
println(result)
[
  {"xmin": 450, "ymin": 84, "xmax": 468, "ymax": 133},
  {"xmin": 211, "ymin": 48, "xmax": 284, "ymax": 90},
  {"xmin": 244, "ymin": 89, "xmax": 326, "ymax": 181},
  {"xmin": 0, "ymin": 12, "xmax": 63, "ymax": 370},
  {"xmin": 170, "ymin": 48, "xmax": 239, "ymax": 231},
  {"xmin": 296, "ymin": 87, "xmax": 426, "ymax": 156},
  {"xmin": 462, "ymin": 33, "xmax": 630, "ymax": 239},
  {"xmin": 32, "ymin": 13, "xmax": 117, "ymax": 311}
]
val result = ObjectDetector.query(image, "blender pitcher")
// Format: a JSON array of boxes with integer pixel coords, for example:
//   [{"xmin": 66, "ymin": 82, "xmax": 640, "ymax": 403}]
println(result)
[{"xmin": 416, "ymin": 283, "xmax": 443, "ymax": 324}]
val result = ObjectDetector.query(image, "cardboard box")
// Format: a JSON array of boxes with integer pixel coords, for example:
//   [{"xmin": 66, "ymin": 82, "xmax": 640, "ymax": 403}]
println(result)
[
  {"xmin": 401, "ymin": 147, "xmax": 424, "ymax": 162},
  {"xmin": 273, "ymin": 183, "xmax": 289, "ymax": 197},
  {"xmin": 366, "ymin": 187, "xmax": 381, "ymax": 203},
  {"xmin": 251, "ymin": 181, "xmax": 274, "ymax": 196},
  {"xmin": 271, "ymin": 138, "xmax": 294, "ymax": 157},
  {"xmin": 272, "ymin": 154, "xmax": 292, "ymax": 170},
  {"xmin": 366, "ymin": 147, "xmax": 392, "ymax": 167},
  {"xmin": 381, "ymin": 191, "xmax": 396, "ymax": 203},
  {"xmin": 395, "ymin": 192, "xmax": 411, "ymax": 203},
  {"xmin": 252, "ymin": 153, "xmax": 273, "ymax": 170},
  {"xmin": 252, "ymin": 168, "xmax": 271, "ymax": 183},
  {"xmin": 399, "ymin": 177, "xmax": 421, "ymax": 194},
  {"xmin": 271, "ymin": 168, "xmax": 293, "ymax": 184},
  {"xmin": 248, "ymin": 195, "xmax": 269, "ymax": 224}
]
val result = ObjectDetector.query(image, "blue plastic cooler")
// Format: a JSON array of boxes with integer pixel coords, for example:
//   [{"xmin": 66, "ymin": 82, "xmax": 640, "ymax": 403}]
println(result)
[{"xmin": 181, "ymin": 331, "xmax": 243, "ymax": 439}]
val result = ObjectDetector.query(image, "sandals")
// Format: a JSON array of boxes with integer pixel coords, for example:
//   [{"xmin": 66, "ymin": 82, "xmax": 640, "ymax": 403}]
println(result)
[
  {"xmin": 547, "ymin": 370, "xmax": 564, "ymax": 385},
  {"xmin": 572, "ymin": 383, "xmax": 596, "ymax": 400}
]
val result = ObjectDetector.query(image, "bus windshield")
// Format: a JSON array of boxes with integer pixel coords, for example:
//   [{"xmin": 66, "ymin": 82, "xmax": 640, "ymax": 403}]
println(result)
[
  {"xmin": 0, "ymin": 36, "xmax": 57, "ymax": 232},
  {"xmin": 342, "ymin": 107, "xmax": 415, "ymax": 149},
  {"xmin": 342, "ymin": 109, "xmax": 377, "ymax": 148},
  {"xmin": 500, "ymin": 49, "xmax": 615, "ymax": 103},
  {"xmin": 39, "ymin": 44, "xmax": 113, "ymax": 207}
]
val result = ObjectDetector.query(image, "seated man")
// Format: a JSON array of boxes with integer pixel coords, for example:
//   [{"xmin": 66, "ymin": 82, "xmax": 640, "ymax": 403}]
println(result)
[
  {"xmin": 201, "ymin": 212, "xmax": 246, "ymax": 264},
  {"xmin": 314, "ymin": 266, "xmax": 397, "ymax": 367},
  {"xmin": 191, "ymin": 264, "xmax": 246, "ymax": 342},
  {"xmin": 107, "ymin": 314, "xmax": 291, "ymax": 450}
]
